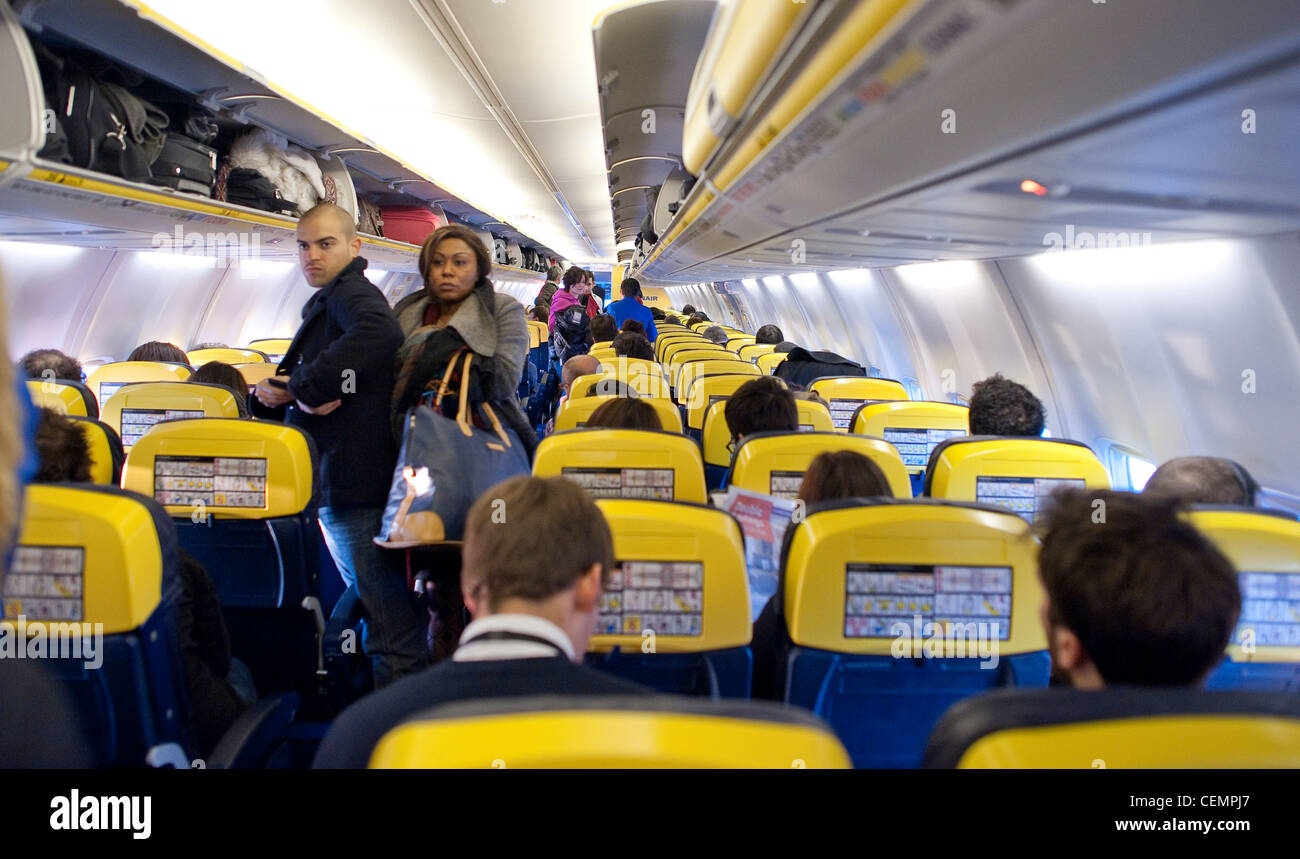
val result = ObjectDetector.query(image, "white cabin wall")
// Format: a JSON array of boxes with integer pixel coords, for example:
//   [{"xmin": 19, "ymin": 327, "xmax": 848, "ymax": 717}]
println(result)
[
  {"xmin": 883, "ymin": 261, "xmax": 1058, "ymax": 420},
  {"xmin": 1, "ymin": 242, "xmax": 115, "ymax": 360},
  {"xmin": 1001, "ymin": 235, "xmax": 1300, "ymax": 496}
]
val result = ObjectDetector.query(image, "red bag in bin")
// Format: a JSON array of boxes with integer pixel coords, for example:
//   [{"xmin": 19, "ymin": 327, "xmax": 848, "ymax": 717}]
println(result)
[{"xmin": 381, "ymin": 205, "xmax": 445, "ymax": 246}]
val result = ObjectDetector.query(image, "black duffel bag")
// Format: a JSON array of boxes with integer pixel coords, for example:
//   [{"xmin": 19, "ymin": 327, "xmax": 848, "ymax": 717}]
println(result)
[{"xmin": 149, "ymin": 134, "xmax": 218, "ymax": 196}]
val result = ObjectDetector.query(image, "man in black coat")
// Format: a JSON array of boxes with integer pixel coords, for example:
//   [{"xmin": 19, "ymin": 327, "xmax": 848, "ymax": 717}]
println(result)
[
  {"xmin": 253, "ymin": 203, "xmax": 426, "ymax": 688},
  {"xmin": 313, "ymin": 474, "xmax": 649, "ymax": 768}
]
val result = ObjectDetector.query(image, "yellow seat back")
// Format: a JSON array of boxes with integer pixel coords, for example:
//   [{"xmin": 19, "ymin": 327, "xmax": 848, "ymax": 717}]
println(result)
[
  {"xmin": 187, "ymin": 347, "xmax": 267, "ymax": 366},
  {"xmin": 569, "ymin": 370, "xmax": 672, "ymax": 400},
  {"xmin": 674, "ymin": 357, "xmax": 758, "ymax": 401},
  {"xmin": 121, "ymin": 418, "xmax": 314, "ymax": 519},
  {"xmin": 67, "ymin": 416, "xmax": 124, "ymax": 485},
  {"xmin": 928, "ymin": 689, "xmax": 1300, "ymax": 768},
  {"xmin": 925, "ymin": 438, "xmax": 1110, "ymax": 524},
  {"xmin": 100, "ymin": 381, "xmax": 241, "ymax": 449},
  {"xmin": 738, "ymin": 343, "xmax": 776, "ymax": 363},
  {"xmin": 662, "ymin": 343, "xmax": 724, "ymax": 370},
  {"xmin": 554, "ymin": 396, "xmax": 684, "ymax": 433},
  {"xmin": 234, "ymin": 362, "xmax": 279, "ymax": 389},
  {"xmin": 246, "ymin": 338, "xmax": 293, "ymax": 361},
  {"xmin": 26, "ymin": 378, "xmax": 97, "ymax": 418},
  {"xmin": 589, "ymin": 342, "xmax": 616, "ymax": 359},
  {"xmin": 528, "ymin": 326, "xmax": 542, "ymax": 349},
  {"xmin": 533, "ymin": 429, "xmax": 708, "ymax": 503},
  {"xmin": 756, "ymin": 352, "xmax": 788, "ymax": 375},
  {"xmin": 525, "ymin": 320, "xmax": 549, "ymax": 344},
  {"xmin": 655, "ymin": 334, "xmax": 707, "ymax": 362},
  {"xmin": 853, "ymin": 401, "xmax": 969, "ymax": 474},
  {"xmin": 10, "ymin": 484, "xmax": 165, "ymax": 635},
  {"xmin": 86, "ymin": 361, "xmax": 192, "ymax": 409},
  {"xmin": 724, "ymin": 335, "xmax": 756, "ymax": 353},
  {"xmin": 369, "ymin": 696, "xmax": 852, "ymax": 768},
  {"xmin": 1186, "ymin": 508, "xmax": 1300, "ymax": 665},
  {"xmin": 784, "ymin": 500, "xmax": 1044, "ymax": 656},
  {"xmin": 592, "ymin": 498, "xmax": 749, "ymax": 651},
  {"xmin": 809, "ymin": 377, "xmax": 910, "ymax": 431},
  {"xmin": 683, "ymin": 373, "xmax": 766, "ymax": 430},
  {"xmin": 701, "ymin": 399, "xmax": 834, "ymax": 467},
  {"xmin": 730, "ymin": 431, "xmax": 911, "ymax": 498}
]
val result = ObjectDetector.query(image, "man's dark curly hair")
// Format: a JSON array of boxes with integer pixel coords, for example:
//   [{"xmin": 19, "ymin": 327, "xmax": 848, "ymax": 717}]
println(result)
[{"xmin": 968, "ymin": 373, "xmax": 1045, "ymax": 436}]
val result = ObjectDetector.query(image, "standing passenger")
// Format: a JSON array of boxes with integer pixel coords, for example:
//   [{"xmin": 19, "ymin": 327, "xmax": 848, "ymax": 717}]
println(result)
[
  {"xmin": 252, "ymin": 202, "xmax": 426, "ymax": 688},
  {"xmin": 605, "ymin": 277, "xmax": 659, "ymax": 342}
]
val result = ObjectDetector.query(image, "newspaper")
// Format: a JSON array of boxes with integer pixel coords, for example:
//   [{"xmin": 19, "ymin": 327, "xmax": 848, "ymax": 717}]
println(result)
[{"xmin": 711, "ymin": 486, "xmax": 800, "ymax": 620}]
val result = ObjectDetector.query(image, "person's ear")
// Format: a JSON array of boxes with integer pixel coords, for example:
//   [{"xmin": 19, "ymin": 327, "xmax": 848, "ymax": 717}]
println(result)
[
  {"xmin": 573, "ymin": 563, "xmax": 602, "ymax": 613},
  {"xmin": 1052, "ymin": 625, "xmax": 1086, "ymax": 671},
  {"xmin": 349, "ymin": 235, "xmax": 363, "ymax": 257},
  {"xmin": 462, "ymin": 578, "xmax": 486, "ymax": 617}
]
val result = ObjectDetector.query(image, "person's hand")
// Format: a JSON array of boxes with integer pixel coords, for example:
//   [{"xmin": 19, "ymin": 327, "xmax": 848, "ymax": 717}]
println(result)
[
  {"xmin": 254, "ymin": 376, "xmax": 294, "ymax": 407},
  {"xmin": 297, "ymin": 398, "xmax": 342, "ymax": 416}
]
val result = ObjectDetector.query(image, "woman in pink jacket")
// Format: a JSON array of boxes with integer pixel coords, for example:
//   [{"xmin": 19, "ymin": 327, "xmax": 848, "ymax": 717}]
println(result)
[{"xmin": 547, "ymin": 266, "xmax": 598, "ymax": 331}]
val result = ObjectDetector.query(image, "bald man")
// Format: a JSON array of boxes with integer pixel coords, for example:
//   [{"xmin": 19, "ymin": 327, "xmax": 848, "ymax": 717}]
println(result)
[
  {"xmin": 253, "ymin": 202, "xmax": 426, "ymax": 688},
  {"xmin": 561, "ymin": 354, "xmax": 601, "ymax": 397}
]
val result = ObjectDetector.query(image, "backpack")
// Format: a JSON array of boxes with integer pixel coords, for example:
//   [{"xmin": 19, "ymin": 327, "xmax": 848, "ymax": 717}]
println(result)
[
  {"xmin": 551, "ymin": 304, "xmax": 591, "ymax": 364},
  {"xmin": 34, "ymin": 45, "xmax": 169, "ymax": 182}
]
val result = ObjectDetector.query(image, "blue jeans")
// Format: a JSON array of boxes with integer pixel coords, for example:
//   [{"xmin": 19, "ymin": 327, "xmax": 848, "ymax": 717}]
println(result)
[{"xmin": 318, "ymin": 506, "xmax": 427, "ymax": 688}]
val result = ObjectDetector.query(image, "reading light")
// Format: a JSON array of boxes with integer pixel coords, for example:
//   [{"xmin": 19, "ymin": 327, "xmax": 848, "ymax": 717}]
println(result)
[{"xmin": 1020, "ymin": 179, "xmax": 1049, "ymax": 196}]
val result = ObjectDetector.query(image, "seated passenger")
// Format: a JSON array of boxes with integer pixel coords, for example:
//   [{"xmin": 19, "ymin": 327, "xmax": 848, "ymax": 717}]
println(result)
[
  {"xmin": 649, "ymin": 307, "xmax": 666, "ymax": 322},
  {"xmin": 968, "ymin": 373, "xmax": 1044, "ymax": 436},
  {"xmin": 680, "ymin": 304, "xmax": 697, "ymax": 315},
  {"xmin": 752, "ymin": 451, "xmax": 892, "ymax": 700},
  {"xmin": 1142, "ymin": 456, "xmax": 1256, "ymax": 506},
  {"xmin": 30, "ymin": 408, "xmax": 252, "ymax": 754},
  {"xmin": 18, "ymin": 348, "xmax": 83, "ymax": 383},
  {"xmin": 686, "ymin": 312, "xmax": 709, "ymax": 326},
  {"xmin": 190, "ymin": 361, "xmax": 249, "ymax": 417},
  {"xmin": 128, "ymin": 340, "xmax": 189, "ymax": 365},
  {"xmin": 585, "ymin": 397, "xmax": 663, "ymax": 431},
  {"xmin": 620, "ymin": 319, "xmax": 646, "ymax": 337},
  {"xmin": 1038, "ymin": 489, "xmax": 1239, "ymax": 687},
  {"xmin": 754, "ymin": 324, "xmax": 783, "ymax": 346},
  {"xmin": 561, "ymin": 355, "xmax": 601, "ymax": 399},
  {"xmin": 702, "ymin": 325, "xmax": 729, "ymax": 346},
  {"xmin": 589, "ymin": 313, "xmax": 618, "ymax": 344},
  {"xmin": 724, "ymin": 376, "xmax": 798, "ymax": 451},
  {"xmin": 611, "ymin": 331, "xmax": 655, "ymax": 361},
  {"xmin": 527, "ymin": 305, "xmax": 549, "ymax": 324},
  {"xmin": 312, "ymin": 475, "xmax": 650, "ymax": 768}
]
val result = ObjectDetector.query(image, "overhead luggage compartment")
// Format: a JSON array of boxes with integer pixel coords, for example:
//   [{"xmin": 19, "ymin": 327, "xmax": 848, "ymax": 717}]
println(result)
[
  {"xmin": 593, "ymin": 0, "xmax": 718, "ymax": 256},
  {"xmin": 640, "ymin": 0, "xmax": 1300, "ymax": 281}
]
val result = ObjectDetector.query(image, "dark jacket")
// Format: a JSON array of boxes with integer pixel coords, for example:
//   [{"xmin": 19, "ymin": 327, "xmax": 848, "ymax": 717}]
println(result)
[
  {"xmin": 177, "ymin": 549, "xmax": 248, "ymax": 756},
  {"xmin": 312, "ymin": 656, "xmax": 650, "ymax": 768},
  {"xmin": 773, "ymin": 346, "xmax": 867, "ymax": 388},
  {"xmin": 251, "ymin": 256, "xmax": 403, "ymax": 508}
]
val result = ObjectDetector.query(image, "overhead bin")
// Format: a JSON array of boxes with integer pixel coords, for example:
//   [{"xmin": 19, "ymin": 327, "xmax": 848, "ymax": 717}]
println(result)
[
  {"xmin": 681, "ymin": 0, "xmax": 815, "ymax": 176},
  {"xmin": 593, "ymin": 0, "xmax": 718, "ymax": 250},
  {"xmin": 0, "ymin": 0, "xmax": 560, "ymax": 275},
  {"xmin": 639, "ymin": 0, "xmax": 1300, "ymax": 282}
]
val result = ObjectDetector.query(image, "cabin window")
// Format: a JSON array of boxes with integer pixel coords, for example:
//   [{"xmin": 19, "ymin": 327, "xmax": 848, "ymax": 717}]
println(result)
[{"xmin": 1105, "ymin": 444, "xmax": 1155, "ymax": 491}]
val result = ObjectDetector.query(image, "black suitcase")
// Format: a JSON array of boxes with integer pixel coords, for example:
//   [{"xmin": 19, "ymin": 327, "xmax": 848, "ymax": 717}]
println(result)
[{"xmin": 149, "ymin": 133, "xmax": 217, "ymax": 196}]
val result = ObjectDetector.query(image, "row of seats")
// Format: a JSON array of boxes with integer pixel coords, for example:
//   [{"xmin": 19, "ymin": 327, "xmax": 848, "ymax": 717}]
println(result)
[
  {"xmin": 17, "ymin": 420, "xmax": 1297, "ymax": 767},
  {"xmin": 26, "ymin": 336, "xmax": 295, "ymax": 419}
]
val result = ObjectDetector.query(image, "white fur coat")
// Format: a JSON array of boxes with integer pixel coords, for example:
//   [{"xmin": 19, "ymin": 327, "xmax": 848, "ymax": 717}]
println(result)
[{"xmin": 227, "ymin": 128, "xmax": 326, "ymax": 211}]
